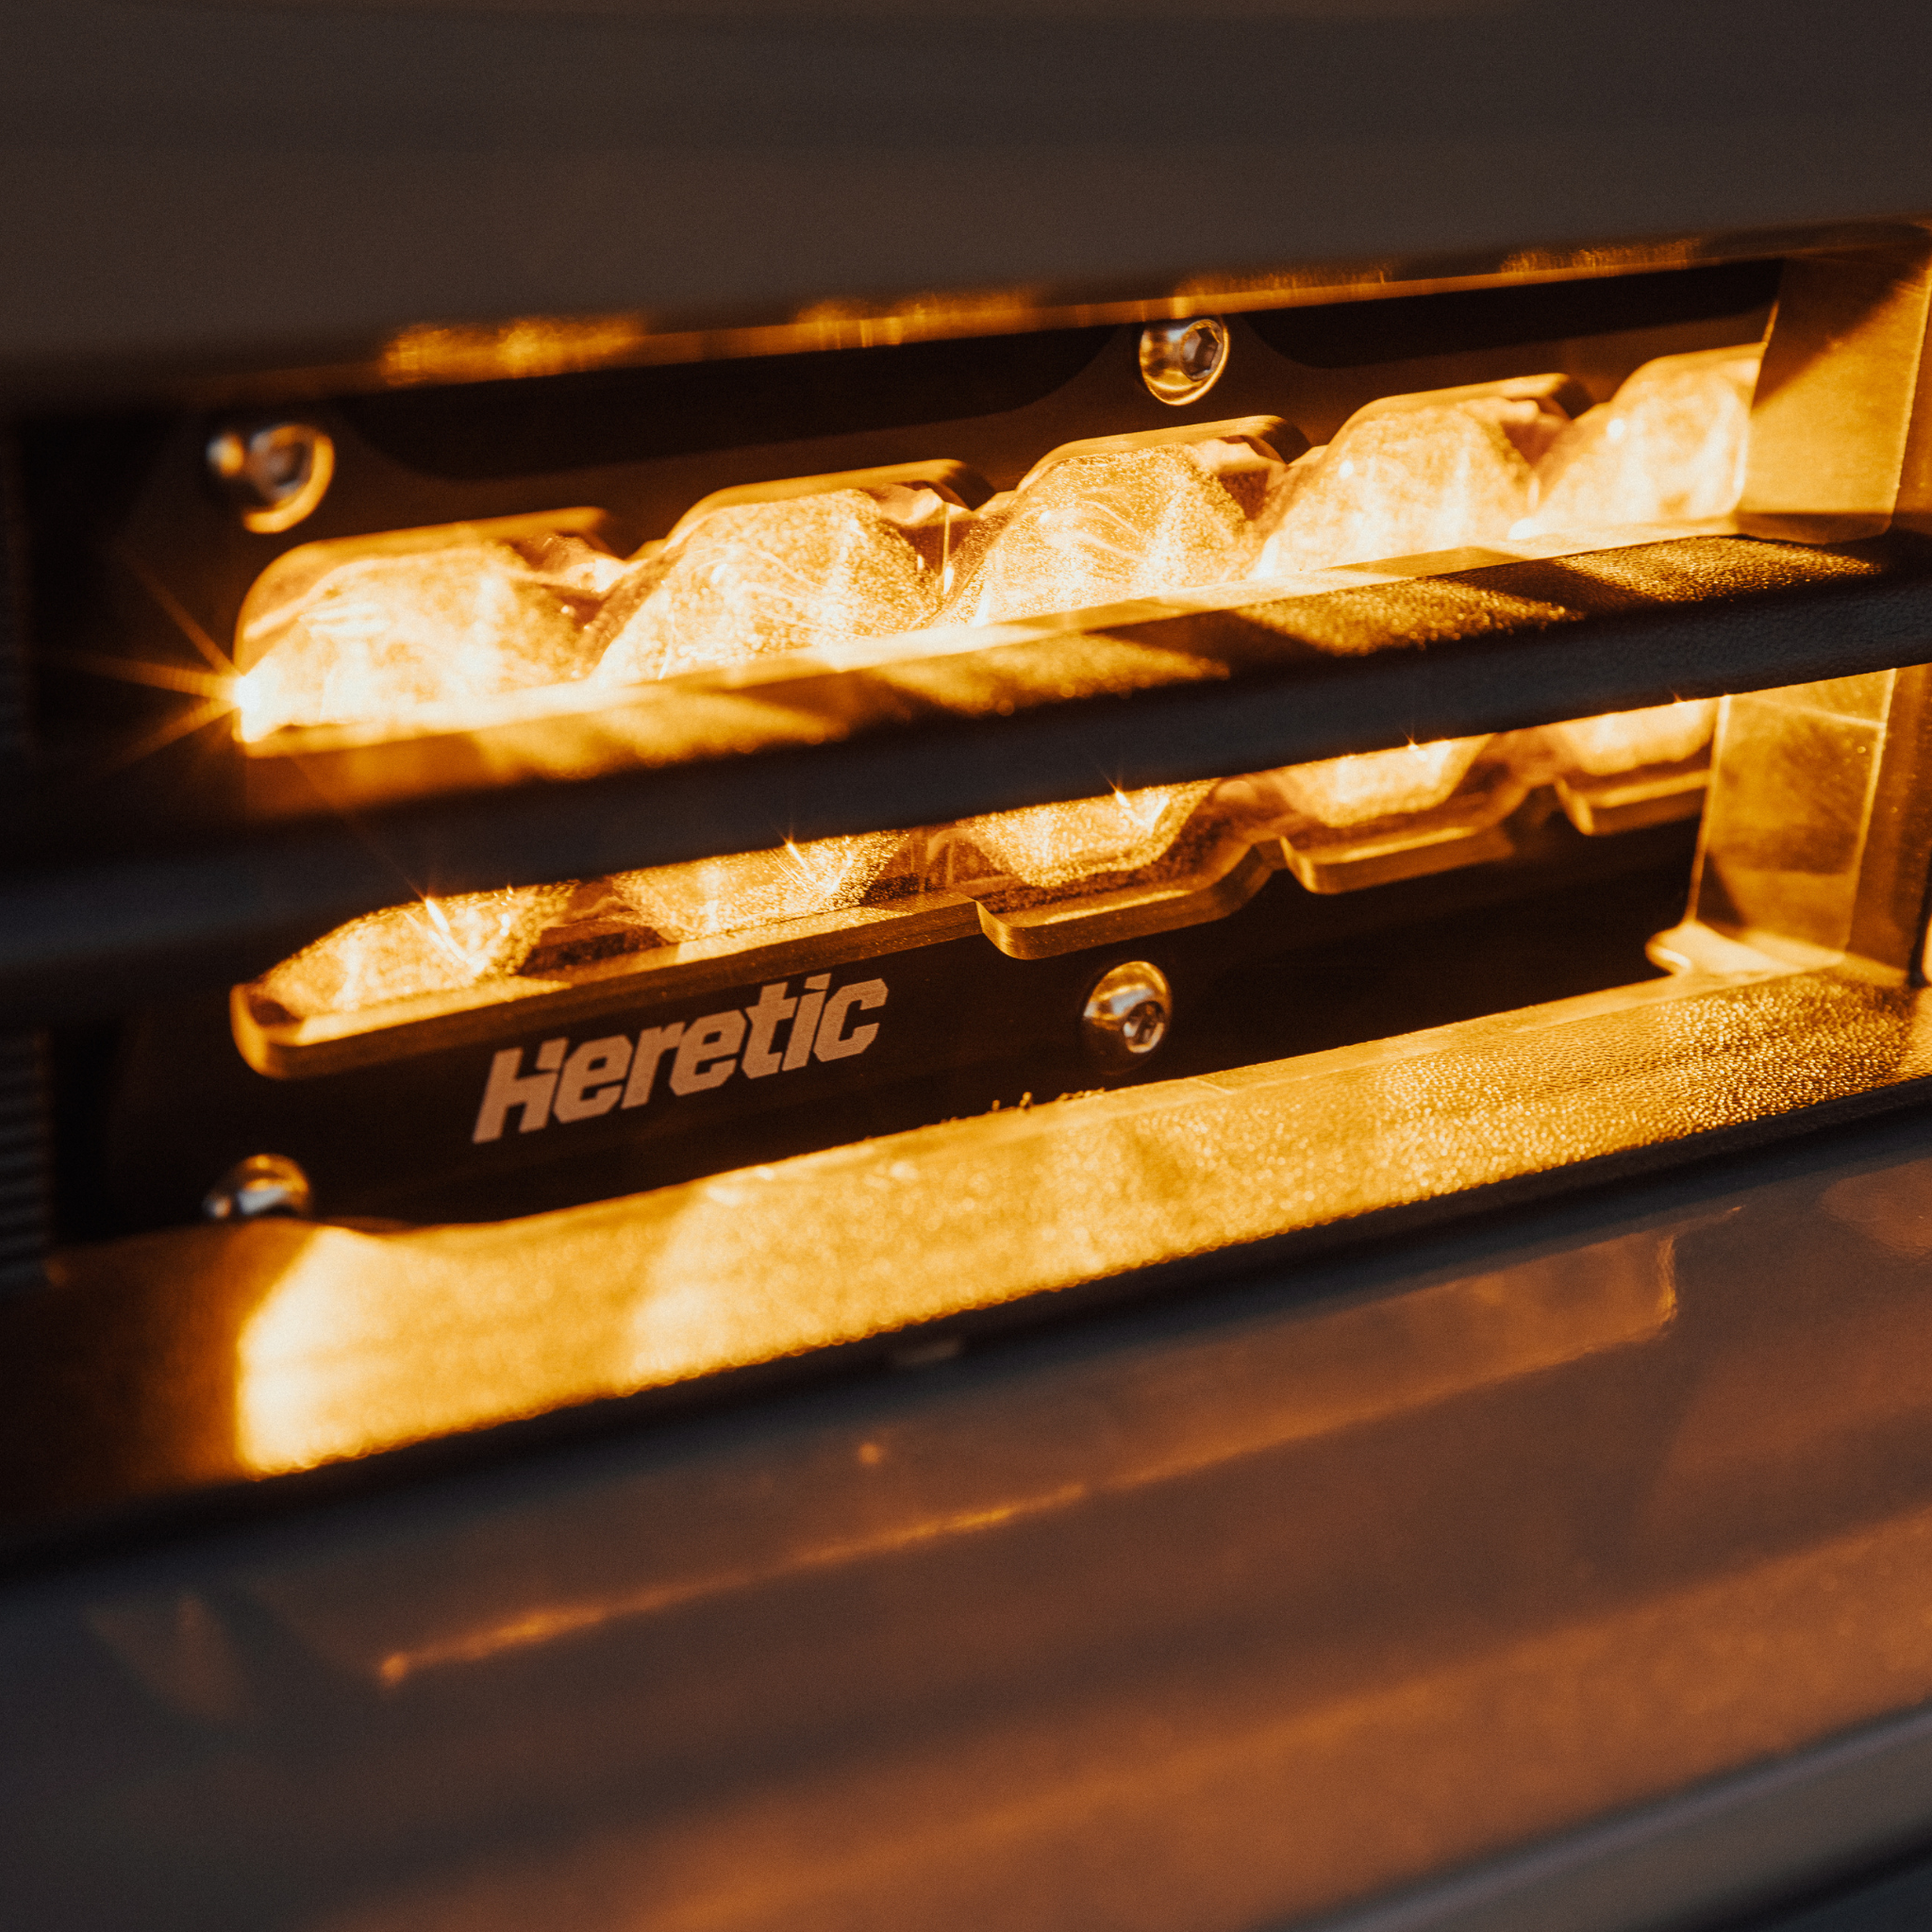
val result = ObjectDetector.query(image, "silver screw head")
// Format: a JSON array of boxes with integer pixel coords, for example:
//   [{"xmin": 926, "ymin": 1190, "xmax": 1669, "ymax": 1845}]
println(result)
[
  {"xmin": 1081, "ymin": 960, "xmax": 1173, "ymax": 1069},
  {"xmin": 1139, "ymin": 318, "xmax": 1230, "ymax": 406},
  {"xmin": 207, "ymin": 421, "xmax": 335, "ymax": 533},
  {"xmin": 204, "ymin": 1153, "xmax": 314, "ymax": 1223}
]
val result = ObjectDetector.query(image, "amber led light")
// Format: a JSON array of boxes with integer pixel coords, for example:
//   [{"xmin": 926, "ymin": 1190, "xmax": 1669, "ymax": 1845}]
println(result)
[{"xmin": 229, "ymin": 347, "xmax": 1756, "ymax": 1072}]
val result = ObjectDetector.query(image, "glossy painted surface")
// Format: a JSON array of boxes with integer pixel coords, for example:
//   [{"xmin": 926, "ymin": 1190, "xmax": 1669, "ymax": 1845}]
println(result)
[{"xmin": 12, "ymin": 1100, "xmax": 1932, "ymax": 1928}]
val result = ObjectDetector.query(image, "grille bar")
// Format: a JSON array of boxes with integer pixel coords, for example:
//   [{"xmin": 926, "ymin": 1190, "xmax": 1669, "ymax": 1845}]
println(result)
[
  {"xmin": 0, "ymin": 1030, "xmax": 49, "ymax": 1295},
  {"xmin": 0, "ymin": 437, "xmax": 48, "ymax": 1290},
  {"xmin": 3, "ymin": 531, "xmax": 1931, "ymax": 1024}
]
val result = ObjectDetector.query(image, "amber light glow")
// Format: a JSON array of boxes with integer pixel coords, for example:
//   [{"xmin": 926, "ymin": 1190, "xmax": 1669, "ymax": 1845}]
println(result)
[
  {"xmin": 234, "ymin": 529, "xmax": 622, "ymax": 741},
  {"xmin": 957, "ymin": 782, "xmax": 1216, "ymax": 890},
  {"xmin": 238, "ymin": 346, "xmax": 1758, "ymax": 1029},
  {"xmin": 1224, "ymin": 737, "xmax": 1491, "ymax": 831}
]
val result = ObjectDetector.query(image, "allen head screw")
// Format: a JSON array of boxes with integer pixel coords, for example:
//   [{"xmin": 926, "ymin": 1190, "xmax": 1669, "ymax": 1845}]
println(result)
[
  {"xmin": 207, "ymin": 421, "xmax": 335, "ymax": 533},
  {"xmin": 1081, "ymin": 959, "xmax": 1173, "ymax": 1069},
  {"xmin": 204, "ymin": 1153, "xmax": 315, "ymax": 1223},
  {"xmin": 1139, "ymin": 318, "xmax": 1230, "ymax": 406}
]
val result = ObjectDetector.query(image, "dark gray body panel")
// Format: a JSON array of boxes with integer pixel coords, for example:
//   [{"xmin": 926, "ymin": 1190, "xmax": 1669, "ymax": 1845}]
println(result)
[{"xmin": 0, "ymin": 0, "xmax": 1929, "ymax": 394}]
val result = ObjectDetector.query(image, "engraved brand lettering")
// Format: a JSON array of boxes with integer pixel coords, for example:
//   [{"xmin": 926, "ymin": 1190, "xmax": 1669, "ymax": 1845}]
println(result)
[
  {"xmin": 783, "ymin": 974, "xmax": 832, "ymax": 1072},
  {"xmin": 473, "ymin": 975, "xmax": 889, "ymax": 1142},
  {"xmin": 472, "ymin": 1037, "xmax": 568, "ymax": 1143},
  {"xmin": 813, "ymin": 979, "xmax": 887, "ymax": 1061},
  {"xmin": 670, "ymin": 1009, "xmax": 746, "ymax": 1095},
  {"xmin": 740, "ymin": 981, "xmax": 797, "ymax": 1079},
  {"xmin": 622, "ymin": 1024, "xmax": 683, "ymax": 1109},
  {"xmin": 553, "ymin": 1036, "xmax": 633, "ymax": 1123}
]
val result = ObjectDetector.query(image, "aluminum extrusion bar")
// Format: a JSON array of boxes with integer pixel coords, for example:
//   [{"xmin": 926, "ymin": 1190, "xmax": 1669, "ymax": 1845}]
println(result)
[{"xmin": 13, "ymin": 957, "xmax": 1932, "ymax": 1526}]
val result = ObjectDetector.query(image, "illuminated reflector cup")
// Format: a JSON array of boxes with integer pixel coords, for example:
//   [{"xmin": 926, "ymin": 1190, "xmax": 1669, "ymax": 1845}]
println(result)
[
  {"xmin": 1545, "ymin": 701, "xmax": 1721, "ymax": 776},
  {"xmin": 254, "ymin": 884, "xmax": 581, "ymax": 1023},
  {"xmin": 944, "ymin": 442, "xmax": 1274, "ymax": 627},
  {"xmin": 1249, "ymin": 398, "xmax": 1547, "ymax": 579},
  {"xmin": 1216, "ymin": 739, "xmax": 1494, "ymax": 833},
  {"xmin": 1518, "ymin": 346, "xmax": 1760, "ymax": 537},
  {"xmin": 606, "ymin": 833, "xmax": 912, "ymax": 945},
  {"xmin": 236, "ymin": 537, "xmax": 619, "ymax": 741},
  {"xmin": 957, "ymin": 783, "xmax": 1217, "ymax": 890},
  {"xmin": 591, "ymin": 490, "xmax": 942, "ymax": 683}
]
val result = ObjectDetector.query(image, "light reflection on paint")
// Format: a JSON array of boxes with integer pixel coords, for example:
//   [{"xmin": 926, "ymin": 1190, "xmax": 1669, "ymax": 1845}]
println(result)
[
  {"xmin": 232, "ymin": 1132, "xmax": 1678, "ymax": 1492},
  {"xmin": 369, "ymin": 1226, "xmax": 1674, "ymax": 1686}
]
